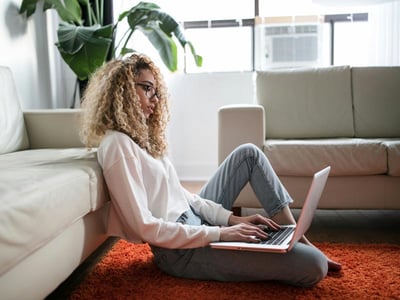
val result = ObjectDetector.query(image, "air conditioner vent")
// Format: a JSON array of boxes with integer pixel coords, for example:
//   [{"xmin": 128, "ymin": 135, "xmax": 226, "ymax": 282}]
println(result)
[
  {"xmin": 256, "ymin": 23, "xmax": 322, "ymax": 69},
  {"xmin": 264, "ymin": 25, "xmax": 318, "ymax": 36}
]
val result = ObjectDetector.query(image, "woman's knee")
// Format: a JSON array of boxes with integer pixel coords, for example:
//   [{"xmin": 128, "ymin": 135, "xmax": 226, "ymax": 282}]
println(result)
[
  {"xmin": 304, "ymin": 258, "xmax": 328, "ymax": 287},
  {"xmin": 232, "ymin": 143, "xmax": 261, "ymax": 160},
  {"xmin": 297, "ymin": 247, "xmax": 328, "ymax": 287}
]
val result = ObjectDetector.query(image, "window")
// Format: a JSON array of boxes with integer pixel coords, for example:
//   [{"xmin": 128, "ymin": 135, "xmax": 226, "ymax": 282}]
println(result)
[
  {"xmin": 113, "ymin": 0, "xmax": 255, "ymax": 72},
  {"xmin": 113, "ymin": 0, "xmax": 399, "ymax": 73},
  {"xmin": 184, "ymin": 23, "xmax": 254, "ymax": 73}
]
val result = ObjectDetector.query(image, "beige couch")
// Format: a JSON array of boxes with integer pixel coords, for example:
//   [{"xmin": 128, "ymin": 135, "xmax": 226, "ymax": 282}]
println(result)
[
  {"xmin": 0, "ymin": 66, "xmax": 109, "ymax": 299},
  {"xmin": 219, "ymin": 66, "xmax": 400, "ymax": 211}
]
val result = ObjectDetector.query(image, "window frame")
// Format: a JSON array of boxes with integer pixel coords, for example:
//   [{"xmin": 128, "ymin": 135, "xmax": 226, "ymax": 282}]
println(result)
[{"xmin": 180, "ymin": 0, "xmax": 368, "ymax": 73}]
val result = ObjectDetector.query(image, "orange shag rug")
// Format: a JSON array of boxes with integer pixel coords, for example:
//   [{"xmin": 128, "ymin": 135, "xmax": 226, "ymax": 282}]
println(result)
[{"xmin": 70, "ymin": 240, "xmax": 400, "ymax": 300}]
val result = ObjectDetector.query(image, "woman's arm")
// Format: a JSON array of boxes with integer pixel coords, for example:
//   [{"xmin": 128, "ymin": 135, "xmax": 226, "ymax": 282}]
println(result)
[
  {"xmin": 99, "ymin": 134, "xmax": 221, "ymax": 248},
  {"xmin": 184, "ymin": 188, "xmax": 281, "ymax": 242},
  {"xmin": 103, "ymin": 157, "xmax": 221, "ymax": 248},
  {"xmin": 185, "ymin": 190, "xmax": 232, "ymax": 226}
]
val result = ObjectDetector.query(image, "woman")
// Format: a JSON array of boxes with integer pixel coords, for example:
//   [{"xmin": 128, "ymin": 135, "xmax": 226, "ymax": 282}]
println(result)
[{"xmin": 80, "ymin": 53, "xmax": 340, "ymax": 287}]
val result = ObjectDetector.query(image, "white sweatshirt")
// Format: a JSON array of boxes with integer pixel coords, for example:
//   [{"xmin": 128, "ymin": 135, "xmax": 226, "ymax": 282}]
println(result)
[{"xmin": 97, "ymin": 130, "xmax": 232, "ymax": 249}]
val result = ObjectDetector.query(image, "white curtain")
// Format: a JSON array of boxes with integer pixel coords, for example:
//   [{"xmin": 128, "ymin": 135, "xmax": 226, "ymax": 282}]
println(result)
[{"xmin": 368, "ymin": 1, "xmax": 400, "ymax": 65}]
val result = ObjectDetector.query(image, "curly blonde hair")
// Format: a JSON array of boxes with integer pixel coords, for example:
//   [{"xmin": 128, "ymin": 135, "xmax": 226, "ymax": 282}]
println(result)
[{"xmin": 80, "ymin": 53, "xmax": 170, "ymax": 158}]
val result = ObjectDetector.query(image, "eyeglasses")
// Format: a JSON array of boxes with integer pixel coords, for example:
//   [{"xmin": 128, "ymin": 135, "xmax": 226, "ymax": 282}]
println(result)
[{"xmin": 135, "ymin": 83, "xmax": 160, "ymax": 100}]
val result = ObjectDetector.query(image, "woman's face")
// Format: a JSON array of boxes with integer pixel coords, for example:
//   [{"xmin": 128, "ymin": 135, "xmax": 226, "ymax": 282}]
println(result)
[{"xmin": 135, "ymin": 68, "xmax": 159, "ymax": 119}]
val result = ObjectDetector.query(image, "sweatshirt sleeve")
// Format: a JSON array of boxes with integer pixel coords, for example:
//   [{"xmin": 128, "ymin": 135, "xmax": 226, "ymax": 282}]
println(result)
[
  {"xmin": 185, "ymin": 189, "xmax": 233, "ymax": 226},
  {"xmin": 98, "ymin": 134, "xmax": 221, "ymax": 248}
]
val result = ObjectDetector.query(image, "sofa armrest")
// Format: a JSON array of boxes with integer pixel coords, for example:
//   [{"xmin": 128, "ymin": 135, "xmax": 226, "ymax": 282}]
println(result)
[
  {"xmin": 218, "ymin": 104, "xmax": 265, "ymax": 164},
  {"xmin": 23, "ymin": 109, "xmax": 85, "ymax": 149}
]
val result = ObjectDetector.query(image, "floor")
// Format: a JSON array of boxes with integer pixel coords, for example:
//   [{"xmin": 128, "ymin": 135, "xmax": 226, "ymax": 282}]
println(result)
[{"xmin": 46, "ymin": 181, "xmax": 400, "ymax": 299}]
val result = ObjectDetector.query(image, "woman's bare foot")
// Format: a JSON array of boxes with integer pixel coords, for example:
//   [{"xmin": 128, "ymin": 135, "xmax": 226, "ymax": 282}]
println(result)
[{"xmin": 327, "ymin": 258, "xmax": 342, "ymax": 272}]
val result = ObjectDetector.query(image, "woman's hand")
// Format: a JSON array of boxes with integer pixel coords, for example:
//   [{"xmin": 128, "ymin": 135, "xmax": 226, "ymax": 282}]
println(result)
[
  {"xmin": 219, "ymin": 223, "xmax": 268, "ymax": 242},
  {"xmin": 228, "ymin": 214, "xmax": 281, "ymax": 230},
  {"xmin": 219, "ymin": 214, "xmax": 281, "ymax": 242}
]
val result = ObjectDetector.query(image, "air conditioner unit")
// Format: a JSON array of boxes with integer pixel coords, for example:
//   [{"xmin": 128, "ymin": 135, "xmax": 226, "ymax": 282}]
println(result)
[{"xmin": 255, "ymin": 23, "xmax": 323, "ymax": 70}]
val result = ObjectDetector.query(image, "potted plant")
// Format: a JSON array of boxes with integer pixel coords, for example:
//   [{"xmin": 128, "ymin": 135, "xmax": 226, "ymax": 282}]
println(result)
[{"xmin": 19, "ymin": 0, "xmax": 202, "ymax": 82}]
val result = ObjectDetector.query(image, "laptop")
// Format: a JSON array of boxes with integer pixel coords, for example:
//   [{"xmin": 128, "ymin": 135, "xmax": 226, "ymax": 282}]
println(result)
[{"xmin": 209, "ymin": 166, "xmax": 331, "ymax": 253}]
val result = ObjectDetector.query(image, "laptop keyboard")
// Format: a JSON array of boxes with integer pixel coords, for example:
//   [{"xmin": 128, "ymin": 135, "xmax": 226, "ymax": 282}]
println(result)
[{"xmin": 262, "ymin": 226, "xmax": 294, "ymax": 245}]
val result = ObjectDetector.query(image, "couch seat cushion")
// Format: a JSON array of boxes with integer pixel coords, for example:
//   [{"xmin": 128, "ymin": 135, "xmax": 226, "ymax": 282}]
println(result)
[
  {"xmin": 381, "ymin": 139, "xmax": 400, "ymax": 176},
  {"xmin": 0, "ymin": 148, "xmax": 108, "ymax": 276},
  {"xmin": 263, "ymin": 138, "xmax": 387, "ymax": 176}
]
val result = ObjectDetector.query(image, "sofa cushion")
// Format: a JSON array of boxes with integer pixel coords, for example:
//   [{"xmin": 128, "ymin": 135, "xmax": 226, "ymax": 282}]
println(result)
[
  {"xmin": 381, "ymin": 139, "xmax": 400, "ymax": 176},
  {"xmin": 0, "ymin": 148, "xmax": 108, "ymax": 276},
  {"xmin": 256, "ymin": 66, "xmax": 354, "ymax": 139},
  {"xmin": 0, "ymin": 66, "xmax": 29, "ymax": 154},
  {"xmin": 263, "ymin": 138, "xmax": 387, "ymax": 176},
  {"xmin": 352, "ymin": 66, "xmax": 400, "ymax": 138}
]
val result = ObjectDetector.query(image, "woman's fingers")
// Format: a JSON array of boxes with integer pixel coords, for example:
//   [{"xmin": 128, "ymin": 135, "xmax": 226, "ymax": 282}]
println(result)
[
  {"xmin": 250, "ymin": 214, "xmax": 281, "ymax": 231},
  {"xmin": 220, "ymin": 223, "xmax": 269, "ymax": 242},
  {"xmin": 238, "ymin": 223, "xmax": 269, "ymax": 240}
]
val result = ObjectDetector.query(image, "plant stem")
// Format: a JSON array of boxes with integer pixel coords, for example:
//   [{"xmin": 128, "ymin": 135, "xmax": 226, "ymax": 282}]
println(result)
[
  {"xmin": 118, "ymin": 28, "xmax": 135, "ymax": 58},
  {"xmin": 85, "ymin": 1, "xmax": 99, "ymax": 26},
  {"xmin": 86, "ymin": 2, "xmax": 92, "ymax": 26},
  {"xmin": 114, "ymin": 26, "xmax": 129, "ymax": 50},
  {"xmin": 95, "ymin": 0, "xmax": 101, "ymax": 25},
  {"xmin": 99, "ymin": 0, "xmax": 104, "ymax": 25}
]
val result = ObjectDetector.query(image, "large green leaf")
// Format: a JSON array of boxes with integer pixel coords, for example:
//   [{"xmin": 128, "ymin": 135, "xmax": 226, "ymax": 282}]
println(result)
[
  {"xmin": 118, "ymin": 2, "xmax": 160, "ymax": 23},
  {"xmin": 20, "ymin": 0, "xmax": 82, "ymax": 24},
  {"xmin": 124, "ymin": 3, "xmax": 178, "ymax": 37},
  {"xmin": 20, "ymin": 0, "xmax": 202, "ymax": 77},
  {"xmin": 185, "ymin": 41, "xmax": 203, "ymax": 67},
  {"xmin": 119, "ymin": 1, "xmax": 202, "ymax": 71},
  {"xmin": 47, "ymin": 0, "xmax": 82, "ymax": 24},
  {"xmin": 56, "ymin": 22, "xmax": 113, "ymax": 80},
  {"xmin": 138, "ymin": 23, "xmax": 178, "ymax": 71},
  {"xmin": 171, "ymin": 25, "xmax": 202, "ymax": 67},
  {"xmin": 130, "ymin": 4, "xmax": 198, "ymax": 60},
  {"xmin": 19, "ymin": 0, "xmax": 41, "ymax": 17}
]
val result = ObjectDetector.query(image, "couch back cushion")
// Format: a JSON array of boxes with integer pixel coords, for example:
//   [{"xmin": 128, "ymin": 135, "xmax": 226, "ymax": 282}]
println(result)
[
  {"xmin": 256, "ymin": 66, "xmax": 354, "ymax": 139},
  {"xmin": 352, "ymin": 66, "xmax": 400, "ymax": 138},
  {"xmin": 0, "ymin": 66, "xmax": 29, "ymax": 154}
]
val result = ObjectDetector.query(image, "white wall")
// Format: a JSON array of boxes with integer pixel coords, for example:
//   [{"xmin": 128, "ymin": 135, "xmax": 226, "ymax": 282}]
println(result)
[
  {"xmin": 0, "ymin": 0, "xmax": 74, "ymax": 109},
  {"xmin": 166, "ymin": 72, "xmax": 255, "ymax": 180},
  {"xmin": 1, "ymin": 0, "xmax": 49, "ymax": 108}
]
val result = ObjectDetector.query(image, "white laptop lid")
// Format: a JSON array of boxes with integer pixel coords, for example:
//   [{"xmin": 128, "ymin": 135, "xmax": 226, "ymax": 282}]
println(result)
[{"xmin": 209, "ymin": 166, "xmax": 331, "ymax": 253}]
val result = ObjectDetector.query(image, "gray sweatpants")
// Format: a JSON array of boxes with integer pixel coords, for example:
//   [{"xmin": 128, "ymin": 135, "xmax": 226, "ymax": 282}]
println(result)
[{"xmin": 151, "ymin": 144, "xmax": 328, "ymax": 287}]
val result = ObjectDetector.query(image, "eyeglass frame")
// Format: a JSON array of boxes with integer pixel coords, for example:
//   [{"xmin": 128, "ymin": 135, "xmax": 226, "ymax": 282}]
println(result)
[{"xmin": 135, "ymin": 83, "xmax": 160, "ymax": 100}]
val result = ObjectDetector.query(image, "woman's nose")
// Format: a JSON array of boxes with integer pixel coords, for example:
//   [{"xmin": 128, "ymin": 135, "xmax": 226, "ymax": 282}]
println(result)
[{"xmin": 151, "ymin": 95, "xmax": 159, "ymax": 103}]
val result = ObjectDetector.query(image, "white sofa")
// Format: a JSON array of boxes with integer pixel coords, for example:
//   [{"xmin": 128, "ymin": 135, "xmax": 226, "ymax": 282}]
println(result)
[
  {"xmin": 219, "ymin": 66, "xmax": 400, "ymax": 211},
  {"xmin": 0, "ymin": 66, "xmax": 109, "ymax": 299}
]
